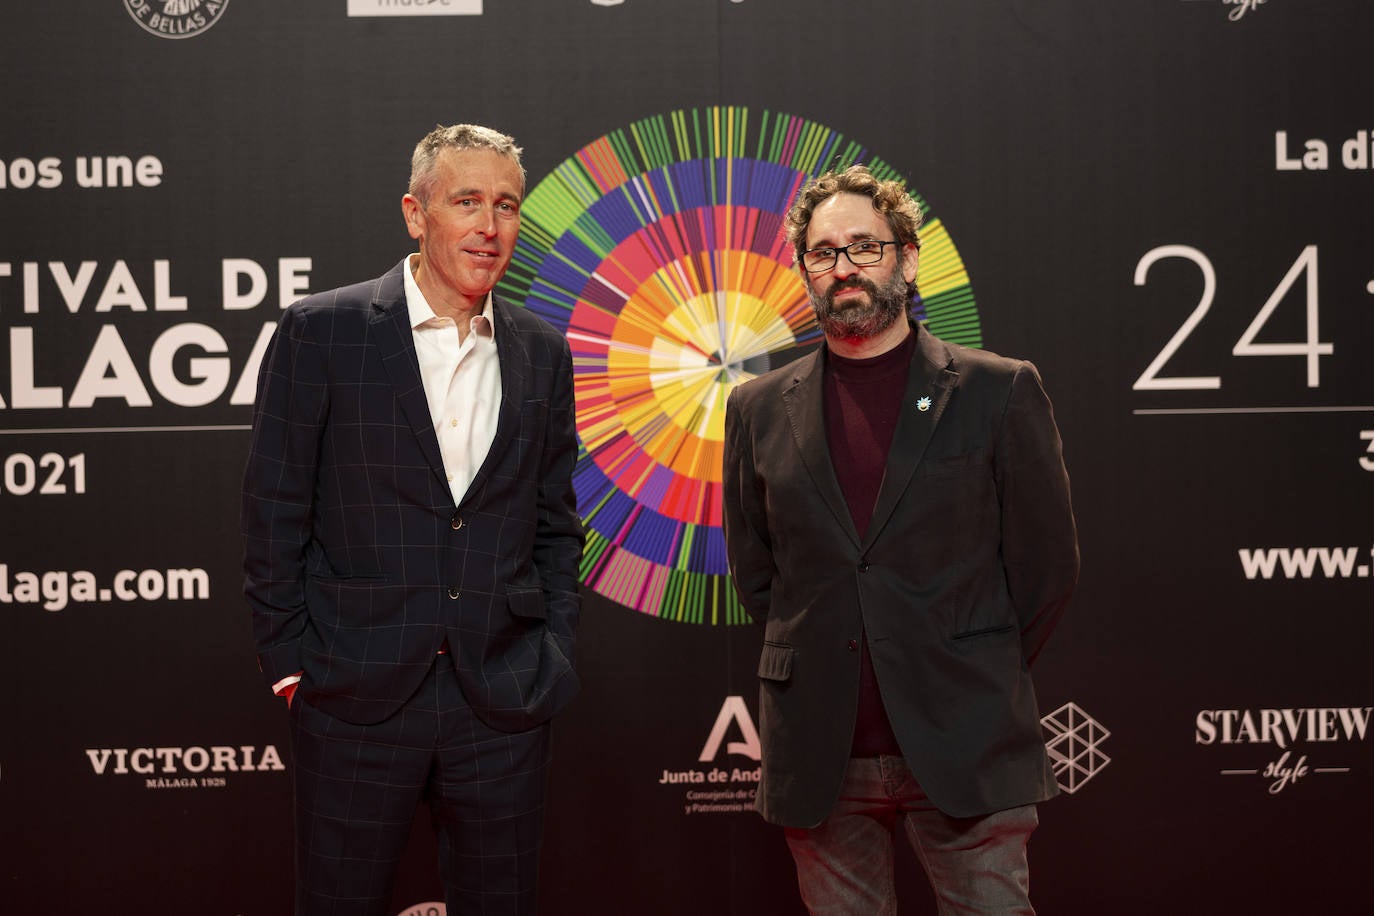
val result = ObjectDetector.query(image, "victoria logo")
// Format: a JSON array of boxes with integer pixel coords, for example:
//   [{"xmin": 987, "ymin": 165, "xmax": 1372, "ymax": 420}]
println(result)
[
  {"xmin": 1042, "ymin": 701, "xmax": 1111, "ymax": 794},
  {"xmin": 124, "ymin": 0, "xmax": 229, "ymax": 39},
  {"xmin": 85, "ymin": 744, "xmax": 284, "ymax": 789}
]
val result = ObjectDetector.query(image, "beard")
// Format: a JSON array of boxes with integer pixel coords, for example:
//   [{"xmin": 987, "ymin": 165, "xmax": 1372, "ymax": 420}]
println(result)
[{"xmin": 807, "ymin": 266, "xmax": 911, "ymax": 342}]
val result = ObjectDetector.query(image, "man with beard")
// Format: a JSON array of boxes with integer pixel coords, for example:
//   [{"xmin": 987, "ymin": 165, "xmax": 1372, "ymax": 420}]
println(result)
[{"xmin": 722, "ymin": 165, "xmax": 1079, "ymax": 914}]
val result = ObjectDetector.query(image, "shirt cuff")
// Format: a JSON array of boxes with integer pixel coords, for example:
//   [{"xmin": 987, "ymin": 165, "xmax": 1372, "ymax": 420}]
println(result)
[{"xmin": 271, "ymin": 673, "xmax": 302, "ymax": 695}]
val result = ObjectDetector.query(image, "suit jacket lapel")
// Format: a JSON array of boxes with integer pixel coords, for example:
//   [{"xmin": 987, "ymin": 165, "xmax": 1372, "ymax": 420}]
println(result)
[
  {"xmin": 370, "ymin": 259, "xmax": 451, "ymax": 499},
  {"xmin": 781, "ymin": 347, "xmax": 861, "ymax": 548},
  {"xmin": 461, "ymin": 294, "xmax": 527, "ymax": 506},
  {"xmin": 862, "ymin": 324, "xmax": 957, "ymax": 549}
]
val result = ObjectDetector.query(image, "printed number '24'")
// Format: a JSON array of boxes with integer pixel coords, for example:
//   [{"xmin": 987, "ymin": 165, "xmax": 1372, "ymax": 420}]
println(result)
[{"xmin": 1132, "ymin": 245, "xmax": 1331, "ymax": 390}]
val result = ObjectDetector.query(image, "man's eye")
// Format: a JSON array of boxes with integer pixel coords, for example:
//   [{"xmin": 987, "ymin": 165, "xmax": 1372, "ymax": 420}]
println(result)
[{"xmin": 853, "ymin": 240, "xmax": 881, "ymax": 253}]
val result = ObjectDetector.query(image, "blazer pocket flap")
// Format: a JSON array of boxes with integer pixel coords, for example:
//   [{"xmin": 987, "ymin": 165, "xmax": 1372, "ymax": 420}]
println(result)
[
  {"xmin": 757, "ymin": 641, "xmax": 793, "ymax": 682},
  {"xmin": 507, "ymin": 587, "xmax": 547, "ymax": 620}
]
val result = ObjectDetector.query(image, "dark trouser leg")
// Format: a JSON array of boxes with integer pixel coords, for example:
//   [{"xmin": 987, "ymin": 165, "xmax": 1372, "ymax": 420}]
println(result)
[
  {"xmin": 428, "ymin": 660, "xmax": 551, "ymax": 916},
  {"xmin": 288, "ymin": 688, "xmax": 436, "ymax": 916}
]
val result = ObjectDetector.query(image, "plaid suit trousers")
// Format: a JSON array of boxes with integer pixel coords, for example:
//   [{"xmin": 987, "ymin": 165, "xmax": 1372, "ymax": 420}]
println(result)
[{"xmin": 288, "ymin": 656, "xmax": 551, "ymax": 916}]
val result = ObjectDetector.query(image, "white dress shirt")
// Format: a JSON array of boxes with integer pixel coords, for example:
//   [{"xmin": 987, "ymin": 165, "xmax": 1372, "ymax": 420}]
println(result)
[
  {"xmin": 403, "ymin": 252, "xmax": 503, "ymax": 506},
  {"xmin": 270, "ymin": 257, "xmax": 502, "ymax": 697}
]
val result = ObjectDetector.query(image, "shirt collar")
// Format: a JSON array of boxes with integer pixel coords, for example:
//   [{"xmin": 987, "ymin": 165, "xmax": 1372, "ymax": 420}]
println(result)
[{"xmin": 403, "ymin": 253, "xmax": 496, "ymax": 339}]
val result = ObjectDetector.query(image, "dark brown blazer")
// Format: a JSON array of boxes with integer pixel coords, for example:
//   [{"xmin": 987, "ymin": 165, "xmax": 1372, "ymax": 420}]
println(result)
[{"xmin": 723, "ymin": 323, "xmax": 1078, "ymax": 826}]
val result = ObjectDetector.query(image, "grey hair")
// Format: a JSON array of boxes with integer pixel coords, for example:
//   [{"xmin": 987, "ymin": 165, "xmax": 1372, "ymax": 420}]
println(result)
[{"xmin": 407, "ymin": 123, "xmax": 526, "ymax": 204}]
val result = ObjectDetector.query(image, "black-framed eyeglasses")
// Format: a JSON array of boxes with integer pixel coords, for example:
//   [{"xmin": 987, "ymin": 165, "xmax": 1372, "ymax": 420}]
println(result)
[{"xmin": 800, "ymin": 239, "xmax": 901, "ymax": 273}]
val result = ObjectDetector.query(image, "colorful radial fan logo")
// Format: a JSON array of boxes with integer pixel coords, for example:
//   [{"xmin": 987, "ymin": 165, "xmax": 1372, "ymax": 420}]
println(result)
[{"xmin": 499, "ymin": 107, "xmax": 980, "ymax": 625}]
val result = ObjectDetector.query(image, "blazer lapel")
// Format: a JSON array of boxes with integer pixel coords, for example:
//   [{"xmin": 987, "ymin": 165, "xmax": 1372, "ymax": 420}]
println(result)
[
  {"xmin": 369, "ymin": 259, "xmax": 451, "ymax": 499},
  {"xmin": 781, "ymin": 347, "xmax": 861, "ymax": 548},
  {"xmin": 461, "ymin": 294, "xmax": 527, "ymax": 506},
  {"xmin": 862, "ymin": 324, "xmax": 957, "ymax": 549}
]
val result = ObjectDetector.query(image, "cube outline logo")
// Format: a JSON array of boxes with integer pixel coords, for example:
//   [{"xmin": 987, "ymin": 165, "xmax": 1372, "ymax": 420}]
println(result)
[{"xmin": 1042, "ymin": 701, "xmax": 1111, "ymax": 794}]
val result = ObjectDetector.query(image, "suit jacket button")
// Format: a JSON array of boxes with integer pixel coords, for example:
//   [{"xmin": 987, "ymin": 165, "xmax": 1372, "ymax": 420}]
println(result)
[
  {"xmin": 847, "ymin": 639, "xmax": 858, "ymax": 651},
  {"xmin": 858, "ymin": 561, "xmax": 870, "ymax": 573},
  {"xmin": 447, "ymin": 586, "xmax": 460, "ymax": 599},
  {"xmin": 451, "ymin": 513, "xmax": 464, "ymax": 530}
]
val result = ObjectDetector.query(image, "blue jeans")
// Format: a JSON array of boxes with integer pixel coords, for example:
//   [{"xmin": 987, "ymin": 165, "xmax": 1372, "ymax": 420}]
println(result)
[{"xmin": 784, "ymin": 756, "xmax": 1038, "ymax": 916}]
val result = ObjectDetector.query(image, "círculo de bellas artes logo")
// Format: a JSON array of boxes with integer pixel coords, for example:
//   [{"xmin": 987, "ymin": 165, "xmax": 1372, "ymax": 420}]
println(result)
[{"xmin": 124, "ymin": 0, "xmax": 229, "ymax": 39}]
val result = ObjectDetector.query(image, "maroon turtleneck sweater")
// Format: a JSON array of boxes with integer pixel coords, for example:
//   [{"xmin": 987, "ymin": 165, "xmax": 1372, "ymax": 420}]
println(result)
[{"xmin": 823, "ymin": 328, "xmax": 915, "ymax": 758}]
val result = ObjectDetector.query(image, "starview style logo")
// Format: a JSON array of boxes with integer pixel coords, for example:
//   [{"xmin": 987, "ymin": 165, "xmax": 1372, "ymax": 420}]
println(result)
[
  {"xmin": 1180, "ymin": 0, "xmax": 1269, "ymax": 22},
  {"xmin": 124, "ymin": 0, "xmax": 229, "ymax": 39},
  {"xmin": 1196, "ymin": 706, "xmax": 1370, "ymax": 794},
  {"xmin": 1221, "ymin": 0, "xmax": 1267, "ymax": 19}
]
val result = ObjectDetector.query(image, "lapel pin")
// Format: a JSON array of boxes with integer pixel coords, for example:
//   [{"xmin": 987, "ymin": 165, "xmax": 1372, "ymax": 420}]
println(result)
[{"xmin": 916, "ymin": 396, "xmax": 932, "ymax": 412}]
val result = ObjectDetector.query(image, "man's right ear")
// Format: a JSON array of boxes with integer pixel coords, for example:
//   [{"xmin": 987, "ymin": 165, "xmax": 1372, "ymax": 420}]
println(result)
[{"xmin": 402, "ymin": 194, "xmax": 425, "ymax": 241}]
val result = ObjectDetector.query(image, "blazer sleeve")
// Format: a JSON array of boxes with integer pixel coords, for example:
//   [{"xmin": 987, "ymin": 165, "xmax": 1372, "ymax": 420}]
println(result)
[
  {"xmin": 996, "ymin": 361, "xmax": 1080, "ymax": 665},
  {"xmin": 532, "ymin": 333, "xmax": 585, "ymax": 663},
  {"xmin": 722, "ymin": 386, "xmax": 773, "ymax": 622},
  {"xmin": 241, "ymin": 303, "xmax": 328, "ymax": 687}
]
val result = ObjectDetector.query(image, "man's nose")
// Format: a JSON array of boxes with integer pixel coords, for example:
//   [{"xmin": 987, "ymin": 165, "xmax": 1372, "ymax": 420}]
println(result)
[
  {"xmin": 831, "ymin": 253, "xmax": 860, "ymax": 280},
  {"xmin": 475, "ymin": 207, "xmax": 498, "ymax": 236}
]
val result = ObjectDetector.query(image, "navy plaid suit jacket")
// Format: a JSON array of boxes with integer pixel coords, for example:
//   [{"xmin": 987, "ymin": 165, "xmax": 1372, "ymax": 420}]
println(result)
[{"xmin": 242, "ymin": 258, "xmax": 583, "ymax": 730}]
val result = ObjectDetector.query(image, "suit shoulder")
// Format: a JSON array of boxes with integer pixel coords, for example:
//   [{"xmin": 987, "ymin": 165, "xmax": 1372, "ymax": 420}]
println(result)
[
  {"xmin": 287, "ymin": 274, "xmax": 387, "ymax": 322},
  {"xmin": 919, "ymin": 330, "xmax": 1050, "ymax": 416},
  {"xmin": 936, "ymin": 335, "xmax": 1030, "ymax": 382}
]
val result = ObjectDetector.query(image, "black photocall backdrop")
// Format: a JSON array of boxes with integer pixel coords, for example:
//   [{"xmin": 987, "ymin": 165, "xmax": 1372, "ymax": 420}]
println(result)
[{"xmin": 2, "ymin": 2, "xmax": 1370, "ymax": 913}]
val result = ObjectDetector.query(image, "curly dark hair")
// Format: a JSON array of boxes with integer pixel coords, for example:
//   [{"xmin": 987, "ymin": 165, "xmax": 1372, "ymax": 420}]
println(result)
[{"xmin": 783, "ymin": 165, "xmax": 923, "ymax": 266}]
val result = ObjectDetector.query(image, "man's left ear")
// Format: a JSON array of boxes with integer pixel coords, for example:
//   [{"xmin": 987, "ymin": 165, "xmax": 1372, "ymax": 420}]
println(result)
[{"xmin": 901, "ymin": 243, "xmax": 919, "ymax": 285}]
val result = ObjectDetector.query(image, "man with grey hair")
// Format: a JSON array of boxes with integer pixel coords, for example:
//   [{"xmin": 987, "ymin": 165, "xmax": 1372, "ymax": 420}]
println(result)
[
  {"xmin": 244, "ymin": 123, "xmax": 582, "ymax": 915},
  {"xmin": 723, "ymin": 164, "xmax": 1079, "ymax": 913}
]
